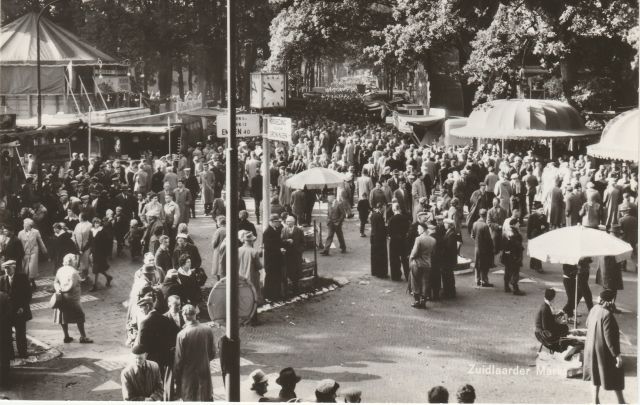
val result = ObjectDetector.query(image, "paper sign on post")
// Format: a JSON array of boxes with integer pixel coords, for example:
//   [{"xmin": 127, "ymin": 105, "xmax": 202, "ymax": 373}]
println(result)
[
  {"xmin": 217, "ymin": 114, "xmax": 261, "ymax": 138},
  {"xmin": 266, "ymin": 117, "xmax": 292, "ymax": 143}
]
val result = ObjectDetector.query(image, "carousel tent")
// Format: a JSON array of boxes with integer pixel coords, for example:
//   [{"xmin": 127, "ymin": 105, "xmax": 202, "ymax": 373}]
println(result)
[
  {"xmin": 0, "ymin": 12, "xmax": 119, "ymax": 94},
  {"xmin": 587, "ymin": 108, "xmax": 639, "ymax": 162},
  {"xmin": 450, "ymin": 99, "xmax": 599, "ymax": 140}
]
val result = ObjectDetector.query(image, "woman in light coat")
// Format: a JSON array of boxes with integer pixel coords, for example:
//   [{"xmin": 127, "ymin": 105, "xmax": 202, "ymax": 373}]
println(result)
[
  {"xmin": 18, "ymin": 218, "xmax": 47, "ymax": 289},
  {"xmin": 53, "ymin": 254, "xmax": 93, "ymax": 344}
]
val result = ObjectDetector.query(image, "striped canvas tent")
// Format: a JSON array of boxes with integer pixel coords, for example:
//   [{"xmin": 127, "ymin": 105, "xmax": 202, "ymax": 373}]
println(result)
[{"xmin": 0, "ymin": 12, "xmax": 120, "ymax": 94}]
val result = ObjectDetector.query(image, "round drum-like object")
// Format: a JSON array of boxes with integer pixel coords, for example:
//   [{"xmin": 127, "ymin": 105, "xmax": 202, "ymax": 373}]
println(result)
[{"xmin": 207, "ymin": 277, "xmax": 258, "ymax": 325}]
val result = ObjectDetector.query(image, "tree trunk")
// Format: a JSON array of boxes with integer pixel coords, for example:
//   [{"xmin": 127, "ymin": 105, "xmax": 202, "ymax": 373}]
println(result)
[
  {"xmin": 456, "ymin": 43, "xmax": 476, "ymax": 115},
  {"xmin": 242, "ymin": 42, "xmax": 257, "ymax": 108},
  {"xmin": 560, "ymin": 54, "xmax": 577, "ymax": 108},
  {"xmin": 177, "ymin": 62, "xmax": 185, "ymax": 100},
  {"xmin": 188, "ymin": 63, "xmax": 193, "ymax": 92}
]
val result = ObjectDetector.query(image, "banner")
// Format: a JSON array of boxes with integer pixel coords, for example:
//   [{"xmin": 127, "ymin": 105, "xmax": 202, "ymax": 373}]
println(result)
[
  {"xmin": 94, "ymin": 75, "xmax": 131, "ymax": 92},
  {"xmin": 266, "ymin": 117, "xmax": 292, "ymax": 143},
  {"xmin": 217, "ymin": 114, "xmax": 261, "ymax": 138}
]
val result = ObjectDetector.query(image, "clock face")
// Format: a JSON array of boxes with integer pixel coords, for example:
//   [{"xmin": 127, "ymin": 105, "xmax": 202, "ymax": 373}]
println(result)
[{"xmin": 261, "ymin": 73, "xmax": 286, "ymax": 108}]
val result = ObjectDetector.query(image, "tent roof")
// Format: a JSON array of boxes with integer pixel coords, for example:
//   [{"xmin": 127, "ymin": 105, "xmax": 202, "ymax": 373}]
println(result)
[
  {"xmin": 450, "ymin": 99, "xmax": 599, "ymax": 139},
  {"xmin": 0, "ymin": 12, "xmax": 119, "ymax": 66},
  {"xmin": 587, "ymin": 108, "xmax": 639, "ymax": 162}
]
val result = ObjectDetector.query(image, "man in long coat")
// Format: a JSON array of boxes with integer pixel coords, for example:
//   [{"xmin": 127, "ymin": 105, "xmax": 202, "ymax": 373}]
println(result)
[
  {"xmin": 583, "ymin": 290, "xmax": 625, "ymax": 404},
  {"xmin": 263, "ymin": 214, "xmax": 284, "ymax": 301},
  {"xmin": 0, "ymin": 260, "xmax": 32, "ymax": 358},
  {"xmin": 471, "ymin": 209, "xmax": 494, "ymax": 287},
  {"xmin": 546, "ymin": 178, "xmax": 564, "ymax": 229},
  {"xmin": 370, "ymin": 203, "xmax": 388, "ymax": 279},
  {"xmin": 174, "ymin": 304, "xmax": 216, "ymax": 401},
  {"xmin": 281, "ymin": 216, "xmax": 305, "ymax": 296},
  {"xmin": 527, "ymin": 202, "xmax": 549, "ymax": 273},
  {"xmin": 441, "ymin": 219, "xmax": 458, "ymax": 299},
  {"xmin": 291, "ymin": 189, "xmax": 307, "ymax": 226},
  {"xmin": 0, "ymin": 291, "xmax": 11, "ymax": 388},
  {"xmin": 603, "ymin": 179, "xmax": 622, "ymax": 230},
  {"xmin": 494, "ymin": 172, "xmax": 512, "ymax": 216},
  {"xmin": 411, "ymin": 175, "xmax": 428, "ymax": 222},
  {"xmin": 201, "ymin": 164, "xmax": 216, "ymax": 215},
  {"xmin": 387, "ymin": 203, "xmax": 410, "ymax": 282},
  {"xmin": 210, "ymin": 216, "xmax": 226, "ymax": 280},
  {"xmin": 466, "ymin": 182, "xmax": 491, "ymax": 234},
  {"xmin": 565, "ymin": 186, "xmax": 584, "ymax": 226},
  {"xmin": 486, "ymin": 198, "xmax": 507, "ymax": 264},
  {"xmin": 173, "ymin": 179, "xmax": 193, "ymax": 225}
]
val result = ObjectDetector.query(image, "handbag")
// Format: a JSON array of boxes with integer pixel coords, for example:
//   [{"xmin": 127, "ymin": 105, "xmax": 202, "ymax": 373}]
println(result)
[{"xmin": 49, "ymin": 292, "xmax": 63, "ymax": 309}]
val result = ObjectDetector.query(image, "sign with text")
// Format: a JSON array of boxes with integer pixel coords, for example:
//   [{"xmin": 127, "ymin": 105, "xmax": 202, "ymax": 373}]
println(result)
[
  {"xmin": 266, "ymin": 117, "xmax": 292, "ymax": 143},
  {"xmin": 217, "ymin": 114, "xmax": 261, "ymax": 138}
]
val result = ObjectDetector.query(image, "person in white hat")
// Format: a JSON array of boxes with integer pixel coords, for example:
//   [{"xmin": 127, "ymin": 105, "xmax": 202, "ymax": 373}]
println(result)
[
  {"xmin": 246, "ymin": 369, "xmax": 270, "ymax": 402},
  {"xmin": 315, "ymin": 379, "xmax": 340, "ymax": 403}
]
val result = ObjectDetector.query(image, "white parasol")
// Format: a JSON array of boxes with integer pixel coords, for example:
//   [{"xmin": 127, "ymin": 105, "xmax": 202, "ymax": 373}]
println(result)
[
  {"xmin": 527, "ymin": 225, "xmax": 633, "ymax": 265},
  {"xmin": 285, "ymin": 167, "xmax": 347, "ymax": 190}
]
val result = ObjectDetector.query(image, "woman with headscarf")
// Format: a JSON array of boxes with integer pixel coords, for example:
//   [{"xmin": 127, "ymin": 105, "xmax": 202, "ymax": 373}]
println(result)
[
  {"xmin": 18, "ymin": 218, "xmax": 47, "ymax": 289},
  {"xmin": 53, "ymin": 254, "xmax": 93, "ymax": 344},
  {"xmin": 583, "ymin": 289, "xmax": 625, "ymax": 404}
]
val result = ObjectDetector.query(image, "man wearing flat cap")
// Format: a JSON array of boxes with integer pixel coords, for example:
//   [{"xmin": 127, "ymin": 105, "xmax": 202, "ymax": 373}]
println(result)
[
  {"xmin": 0, "ymin": 260, "xmax": 31, "ymax": 358},
  {"xmin": 120, "ymin": 344, "xmax": 164, "ymax": 401},
  {"xmin": 315, "ymin": 379, "xmax": 340, "ymax": 403},
  {"xmin": 137, "ymin": 292, "xmax": 178, "ymax": 376}
]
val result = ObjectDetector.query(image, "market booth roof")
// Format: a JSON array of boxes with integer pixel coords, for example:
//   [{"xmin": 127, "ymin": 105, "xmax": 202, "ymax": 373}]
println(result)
[
  {"xmin": 0, "ymin": 12, "xmax": 119, "ymax": 66},
  {"xmin": 587, "ymin": 108, "xmax": 639, "ymax": 162},
  {"xmin": 450, "ymin": 99, "xmax": 599, "ymax": 140}
]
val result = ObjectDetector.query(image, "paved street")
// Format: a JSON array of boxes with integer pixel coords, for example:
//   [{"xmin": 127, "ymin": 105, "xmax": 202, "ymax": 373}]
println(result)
[{"xmin": 1, "ymin": 200, "xmax": 637, "ymax": 403}]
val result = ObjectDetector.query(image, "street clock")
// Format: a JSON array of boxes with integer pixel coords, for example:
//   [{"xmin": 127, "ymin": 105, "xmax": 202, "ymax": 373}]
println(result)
[{"xmin": 250, "ymin": 72, "xmax": 287, "ymax": 109}]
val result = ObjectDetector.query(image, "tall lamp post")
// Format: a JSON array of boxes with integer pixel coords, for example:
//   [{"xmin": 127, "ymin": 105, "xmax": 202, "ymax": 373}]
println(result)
[
  {"xmin": 37, "ymin": 0, "xmax": 63, "ymax": 128},
  {"xmin": 225, "ymin": 0, "xmax": 240, "ymax": 401}
]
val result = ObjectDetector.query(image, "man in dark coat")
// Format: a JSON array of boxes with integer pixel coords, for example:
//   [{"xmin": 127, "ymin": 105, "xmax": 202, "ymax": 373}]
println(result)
[
  {"xmin": 136, "ymin": 295, "xmax": 179, "ymax": 374},
  {"xmin": 441, "ymin": 219, "xmax": 458, "ymax": 299},
  {"xmin": 0, "ymin": 291, "xmax": 11, "ymax": 388},
  {"xmin": 0, "ymin": 260, "xmax": 32, "ymax": 358},
  {"xmin": 501, "ymin": 216, "xmax": 525, "ymax": 295},
  {"xmin": 263, "ymin": 214, "xmax": 284, "ymax": 301},
  {"xmin": 583, "ymin": 289, "xmax": 625, "ymax": 404},
  {"xmin": 466, "ymin": 182, "xmax": 491, "ymax": 234},
  {"xmin": 486, "ymin": 197, "xmax": 507, "ymax": 267},
  {"xmin": 387, "ymin": 203, "xmax": 410, "ymax": 282},
  {"xmin": 471, "ymin": 209, "xmax": 494, "ymax": 287},
  {"xmin": 535, "ymin": 288, "xmax": 582, "ymax": 359},
  {"xmin": 290, "ymin": 189, "xmax": 307, "ymax": 226},
  {"xmin": 281, "ymin": 216, "xmax": 304, "ymax": 296},
  {"xmin": 370, "ymin": 203, "xmax": 388, "ymax": 279},
  {"xmin": 172, "ymin": 235, "xmax": 202, "ymax": 270},
  {"xmin": 250, "ymin": 173, "xmax": 263, "ymax": 224},
  {"xmin": 527, "ymin": 202, "xmax": 549, "ymax": 273},
  {"xmin": 0, "ymin": 226, "xmax": 24, "ymax": 271}
]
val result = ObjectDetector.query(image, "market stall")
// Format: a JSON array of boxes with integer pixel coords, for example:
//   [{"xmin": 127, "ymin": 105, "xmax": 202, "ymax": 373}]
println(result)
[{"xmin": 450, "ymin": 99, "xmax": 600, "ymax": 158}]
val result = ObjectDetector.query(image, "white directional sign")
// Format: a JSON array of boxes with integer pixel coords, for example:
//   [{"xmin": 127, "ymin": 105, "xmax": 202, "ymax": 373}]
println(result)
[
  {"xmin": 266, "ymin": 116, "xmax": 293, "ymax": 143},
  {"xmin": 217, "ymin": 114, "xmax": 261, "ymax": 138}
]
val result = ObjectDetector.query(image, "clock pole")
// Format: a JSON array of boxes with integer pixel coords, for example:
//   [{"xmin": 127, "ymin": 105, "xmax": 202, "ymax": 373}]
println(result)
[
  {"xmin": 225, "ymin": 0, "xmax": 240, "ymax": 401},
  {"xmin": 262, "ymin": 113, "xmax": 271, "ymax": 233}
]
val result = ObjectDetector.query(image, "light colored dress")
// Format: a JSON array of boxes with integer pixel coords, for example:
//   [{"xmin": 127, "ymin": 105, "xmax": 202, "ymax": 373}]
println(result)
[
  {"xmin": 73, "ymin": 221, "xmax": 93, "ymax": 277},
  {"xmin": 238, "ymin": 245, "xmax": 263, "ymax": 304},
  {"xmin": 53, "ymin": 265, "xmax": 85, "ymax": 324},
  {"xmin": 18, "ymin": 228, "xmax": 46, "ymax": 279}
]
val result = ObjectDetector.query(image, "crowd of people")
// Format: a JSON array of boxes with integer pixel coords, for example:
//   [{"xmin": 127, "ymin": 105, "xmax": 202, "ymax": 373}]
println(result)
[{"xmin": 0, "ymin": 90, "xmax": 637, "ymax": 401}]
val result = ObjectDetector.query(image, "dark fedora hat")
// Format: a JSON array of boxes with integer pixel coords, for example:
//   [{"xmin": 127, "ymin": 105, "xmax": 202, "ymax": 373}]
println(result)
[{"xmin": 276, "ymin": 367, "xmax": 301, "ymax": 386}]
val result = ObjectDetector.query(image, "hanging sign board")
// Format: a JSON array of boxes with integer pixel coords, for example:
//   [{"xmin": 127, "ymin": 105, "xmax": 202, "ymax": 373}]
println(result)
[
  {"xmin": 266, "ymin": 117, "xmax": 292, "ymax": 143},
  {"xmin": 216, "ymin": 114, "xmax": 261, "ymax": 138}
]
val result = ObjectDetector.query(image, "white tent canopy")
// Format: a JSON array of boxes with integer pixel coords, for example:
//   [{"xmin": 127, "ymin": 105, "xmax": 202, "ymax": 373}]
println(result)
[{"xmin": 587, "ymin": 108, "xmax": 639, "ymax": 162}]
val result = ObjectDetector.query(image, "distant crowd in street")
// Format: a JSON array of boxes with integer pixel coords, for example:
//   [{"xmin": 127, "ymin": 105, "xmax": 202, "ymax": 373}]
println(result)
[{"xmin": 0, "ymin": 90, "xmax": 637, "ymax": 400}]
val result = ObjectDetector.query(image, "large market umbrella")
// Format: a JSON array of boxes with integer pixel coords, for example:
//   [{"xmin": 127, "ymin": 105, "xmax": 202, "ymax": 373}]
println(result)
[
  {"xmin": 528, "ymin": 226, "xmax": 633, "ymax": 265},
  {"xmin": 587, "ymin": 108, "xmax": 639, "ymax": 162},
  {"xmin": 285, "ymin": 167, "xmax": 346, "ymax": 190},
  {"xmin": 528, "ymin": 225, "xmax": 633, "ymax": 329}
]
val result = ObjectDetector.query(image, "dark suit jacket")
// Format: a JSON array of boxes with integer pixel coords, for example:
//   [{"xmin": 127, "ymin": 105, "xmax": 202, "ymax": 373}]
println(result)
[
  {"xmin": 534, "ymin": 302, "xmax": 568, "ymax": 342},
  {"xmin": 0, "ymin": 273, "xmax": 32, "ymax": 321},
  {"xmin": 138, "ymin": 310, "xmax": 179, "ymax": 370},
  {"xmin": 262, "ymin": 226, "xmax": 283, "ymax": 270}
]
